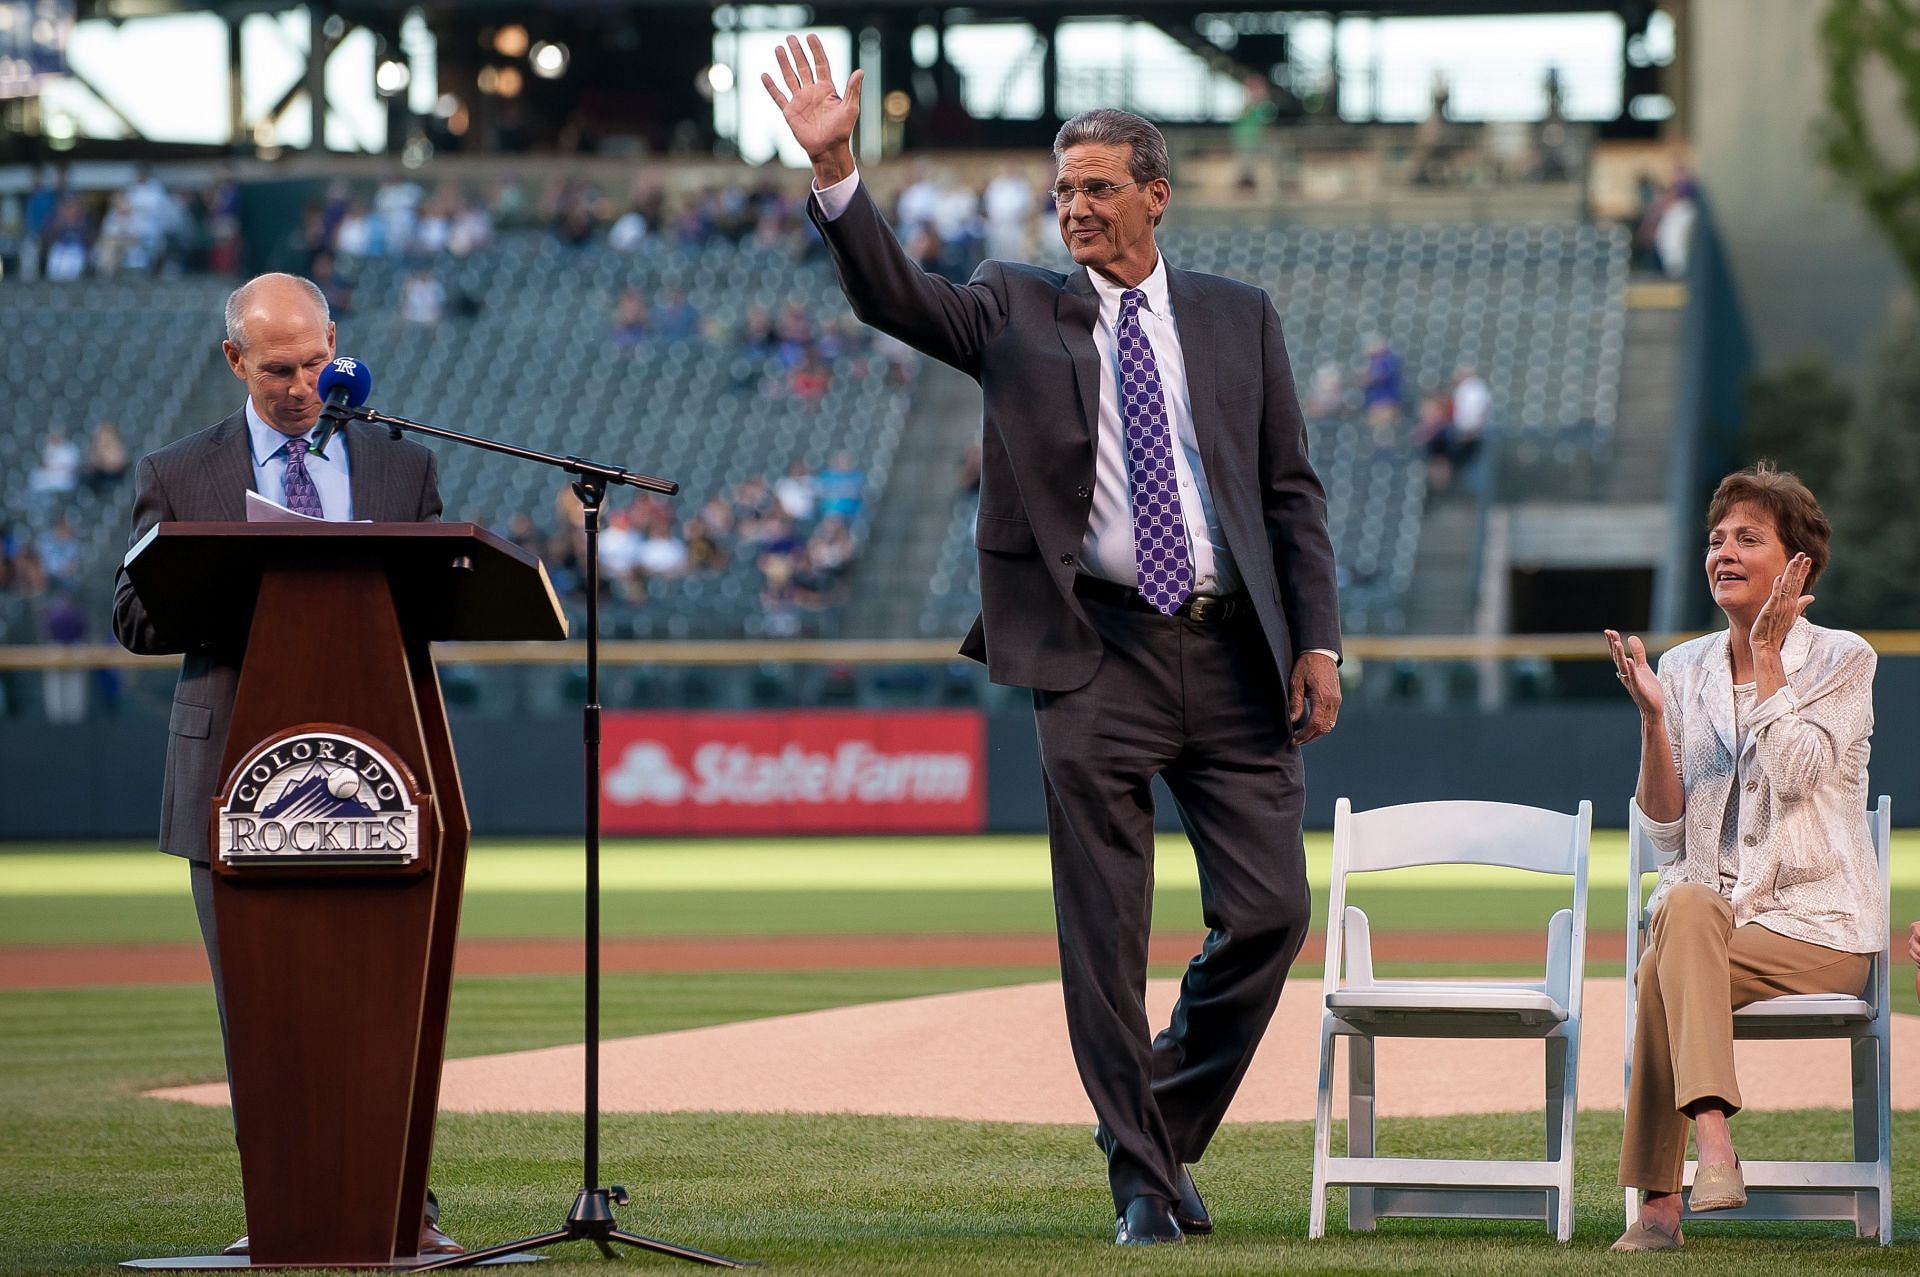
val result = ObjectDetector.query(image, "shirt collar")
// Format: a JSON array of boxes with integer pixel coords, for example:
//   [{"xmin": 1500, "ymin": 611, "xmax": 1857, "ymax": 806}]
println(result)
[
  {"xmin": 244, "ymin": 397, "xmax": 324, "ymax": 465},
  {"xmin": 1086, "ymin": 253, "xmax": 1171, "ymax": 322}
]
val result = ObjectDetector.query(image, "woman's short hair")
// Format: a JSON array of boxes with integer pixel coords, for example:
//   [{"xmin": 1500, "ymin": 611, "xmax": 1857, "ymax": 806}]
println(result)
[{"xmin": 1706, "ymin": 461, "xmax": 1832, "ymax": 587}]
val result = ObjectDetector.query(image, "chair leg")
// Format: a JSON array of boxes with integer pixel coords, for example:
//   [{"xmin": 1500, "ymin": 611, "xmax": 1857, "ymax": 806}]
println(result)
[
  {"xmin": 1545, "ymin": 1034, "xmax": 1574, "ymax": 1242},
  {"xmin": 1309, "ymin": 1025, "xmax": 1337, "ymax": 1240},
  {"xmin": 1851, "ymin": 1032, "xmax": 1891, "ymax": 1242},
  {"xmin": 1347, "ymin": 1035, "xmax": 1377, "ymax": 1232}
]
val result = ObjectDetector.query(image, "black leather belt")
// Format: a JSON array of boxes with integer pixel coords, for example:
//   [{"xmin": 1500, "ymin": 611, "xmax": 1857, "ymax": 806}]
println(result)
[{"xmin": 1074, "ymin": 574, "xmax": 1249, "ymax": 623}]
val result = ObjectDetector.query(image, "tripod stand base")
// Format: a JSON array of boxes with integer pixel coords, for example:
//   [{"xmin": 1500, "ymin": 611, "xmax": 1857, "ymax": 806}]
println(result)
[
  {"xmin": 414, "ymin": 1189, "xmax": 754, "ymax": 1271},
  {"xmin": 122, "ymin": 1253, "xmax": 542, "ymax": 1270}
]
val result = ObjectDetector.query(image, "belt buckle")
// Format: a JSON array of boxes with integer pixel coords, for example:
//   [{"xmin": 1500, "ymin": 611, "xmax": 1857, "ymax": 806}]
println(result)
[{"xmin": 1186, "ymin": 595, "xmax": 1226, "ymax": 622}]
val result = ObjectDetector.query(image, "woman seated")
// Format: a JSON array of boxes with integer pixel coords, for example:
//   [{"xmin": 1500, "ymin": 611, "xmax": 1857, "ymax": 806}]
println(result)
[{"xmin": 1604, "ymin": 463, "xmax": 1882, "ymax": 1252}]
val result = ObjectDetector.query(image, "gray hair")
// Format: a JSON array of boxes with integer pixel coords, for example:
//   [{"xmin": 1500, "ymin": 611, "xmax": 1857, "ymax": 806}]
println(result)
[
  {"xmin": 224, "ymin": 273, "xmax": 329, "ymax": 351},
  {"xmin": 1052, "ymin": 109, "xmax": 1171, "ymax": 187}
]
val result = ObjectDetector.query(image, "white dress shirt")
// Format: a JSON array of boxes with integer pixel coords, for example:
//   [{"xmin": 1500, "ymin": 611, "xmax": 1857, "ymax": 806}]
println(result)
[{"xmin": 245, "ymin": 398, "xmax": 353, "ymax": 519}]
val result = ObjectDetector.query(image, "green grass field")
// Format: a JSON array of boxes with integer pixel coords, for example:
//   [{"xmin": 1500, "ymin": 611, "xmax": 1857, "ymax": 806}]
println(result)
[{"xmin": 5, "ymin": 835, "xmax": 1919, "ymax": 1273}]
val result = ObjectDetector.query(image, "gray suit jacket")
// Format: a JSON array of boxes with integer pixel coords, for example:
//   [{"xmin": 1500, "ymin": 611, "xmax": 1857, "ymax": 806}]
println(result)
[
  {"xmin": 111, "ymin": 408, "xmax": 442, "ymax": 862},
  {"xmin": 812, "ymin": 184, "xmax": 1340, "ymax": 692}
]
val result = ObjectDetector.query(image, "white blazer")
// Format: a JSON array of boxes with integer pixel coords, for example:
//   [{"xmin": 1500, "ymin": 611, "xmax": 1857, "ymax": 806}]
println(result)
[{"xmin": 1634, "ymin": 618, "xmax": 1882, "ymax": 954}]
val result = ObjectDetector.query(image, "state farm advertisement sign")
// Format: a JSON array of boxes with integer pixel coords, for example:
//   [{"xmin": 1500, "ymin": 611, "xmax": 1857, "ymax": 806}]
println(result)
[{"xmin": 601, "ymin": 711, "xmax": 985, "ymax": 834}]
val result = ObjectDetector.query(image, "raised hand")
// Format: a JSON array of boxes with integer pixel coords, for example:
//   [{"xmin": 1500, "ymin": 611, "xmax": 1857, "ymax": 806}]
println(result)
[
  {"xmin": 1604, "ymin": 629, "xmax": 1664, "ymax": 719},
  {"xmin": 1750, "ymin": 552, "xmax": 1813, "ymax": 651},
  {"xmin": 761, "ymin": 34, "xmax": 863, "ymax": 179}
]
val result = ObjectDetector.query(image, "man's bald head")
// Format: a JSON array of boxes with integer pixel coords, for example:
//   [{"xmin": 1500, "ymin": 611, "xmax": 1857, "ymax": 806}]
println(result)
[
  {"xmin": 221, "ymin": 273, "xmax": 337, "ymax": 437},
  {"xmin": 224, "ymin": 273, "xmax": 330, "ymax": 353}
]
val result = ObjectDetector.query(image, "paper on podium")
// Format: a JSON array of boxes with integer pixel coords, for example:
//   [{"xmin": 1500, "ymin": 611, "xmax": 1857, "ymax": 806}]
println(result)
[{"xmin": 245, "ymin": 490, "xmax": 371, "ymax": 523}]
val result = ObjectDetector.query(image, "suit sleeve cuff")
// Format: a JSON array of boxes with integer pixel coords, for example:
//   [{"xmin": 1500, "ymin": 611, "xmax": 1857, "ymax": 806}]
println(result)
[
  {"xmin": 1305, "ymin": 647, "xmax": 1340, "ymax": 665},
  {"xmin": 812, "ymin": 169, "xmax": 861, "ymax": 222}
]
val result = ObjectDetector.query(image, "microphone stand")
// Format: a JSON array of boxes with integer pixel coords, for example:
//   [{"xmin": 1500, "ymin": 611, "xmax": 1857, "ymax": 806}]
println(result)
[{"xmin": 331, "ymin": 404, "xmax": 752, "ymax": 1270}]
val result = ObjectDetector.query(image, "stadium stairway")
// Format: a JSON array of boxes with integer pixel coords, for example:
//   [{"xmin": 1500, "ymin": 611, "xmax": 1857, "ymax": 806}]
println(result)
[
  {"xmin": 842, "ymin": 360, "xmax": 982, "ymax": 638},
  {"xmin": 1606, "ymin": 284, "xmax": 1687, "ymax": 504},
  {"xmin": 1401, "ymin": 502, "xmax": 1481, "ymax": 635}
]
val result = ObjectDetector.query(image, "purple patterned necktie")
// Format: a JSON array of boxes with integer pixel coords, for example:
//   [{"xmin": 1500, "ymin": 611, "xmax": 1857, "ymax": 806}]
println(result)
[
  {"xmin": 282, "ymin": 437, "xmax": 325, "ymax": 518},
  {"xmin": 1118, "ymin": 288, "xmax": 1192, "ymax": 615}
]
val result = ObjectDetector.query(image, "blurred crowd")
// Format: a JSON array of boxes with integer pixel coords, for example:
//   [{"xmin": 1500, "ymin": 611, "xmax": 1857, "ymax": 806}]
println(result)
[
  {"xmin": 499, "ymin": 451, "xmax": 869, "ymax": 636},
  {"xmin": 0, "ymin": 166, "xmax": 243, "ymax": 282},
  {"xmin": 1302, "ymin": 336, "xmax": 1491, "ymax": 490}
]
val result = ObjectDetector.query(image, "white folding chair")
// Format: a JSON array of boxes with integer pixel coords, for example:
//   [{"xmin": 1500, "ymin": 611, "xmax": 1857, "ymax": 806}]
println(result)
[
  {"xmin": 1622, "ymin": 795, "xmax": 1893, "ymax": 1243},
  {"xmin": 1309, "ymin": 798, "xmax": 1592, "ymax": 1242}
]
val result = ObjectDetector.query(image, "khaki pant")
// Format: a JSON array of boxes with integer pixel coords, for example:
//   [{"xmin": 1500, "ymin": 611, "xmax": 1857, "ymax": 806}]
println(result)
[{"xmin": 1619, "ymin": 882, "xmax": 1873, "ymax": 1193}]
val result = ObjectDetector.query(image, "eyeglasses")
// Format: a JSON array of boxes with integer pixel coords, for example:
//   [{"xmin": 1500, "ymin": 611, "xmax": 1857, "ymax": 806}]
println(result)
[{"xmin": 1050, "ymin": 180, "xmax": 1139, "ymax": 205}]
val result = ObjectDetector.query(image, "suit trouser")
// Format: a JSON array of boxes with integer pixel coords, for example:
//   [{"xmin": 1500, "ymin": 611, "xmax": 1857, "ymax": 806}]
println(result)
[
  {"xmin": 1619, "ymin": 882, "xmax": 1872, "ymax": 1193},
  {"xmin": 191, "ymin": 859, "xmax": 442, "ymax": 1225},
  {"xmin": 1032, "ymin": 592, "xmax": 1311, "ymax": 1214}
]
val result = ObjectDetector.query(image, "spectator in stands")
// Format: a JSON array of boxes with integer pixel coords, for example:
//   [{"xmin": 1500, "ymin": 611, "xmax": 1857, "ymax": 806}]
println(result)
[
  {"xmin": 413, "ymin": 184, "xmax": 456, "ymax": 255},
  {"xmin": 29, "ymin": 429, "xmax": 81, "ymax": 497},
  {"xmin": 1304, "ymin": 361, "xmax": 1346, "ymax": 419},
  {"xmin": 653, "ymin": 288, "xmax": 699, "ymax": 343},
  {"xmin": 21, "ymin": 168, "xmax": 64, "ymax": 281},
  {"xmin": 502, "ymin": 511, "xmax": 542, "ymax": 554},
  {"xmin": 1605, "ymin": 465, "xmax": 1879, "ymax": 1253},
  {"xmin": 774, "ymin": 301, "xmax": 815, "ymax": 367},
  {"xmin": 774, "ymin": 459, "xmax": 819, "ymax": 521},
  {"xmin": 1361, "ymin": 334, "xmax": 1405, "ymax": 441},
  {"xmin": 737, "ymin": 303, "xmax": 776, "ymax": 358},
  {"xmin": 93, "ymin": 193, "xmax": 140, "ymax": 275},
  {"xmin": 683, "ymin": 518, "xmax": 729, "ymax": 573},
  {"xmin": 1653, "ymin": 174, "xmax": 1699, "ymax": 279},
  {"xmin": 817, "ymin": 450, "xmax": 864, "ymax": 520},
  {"xmin": 806, "ymin": 514, "xmax": 857, "ymax": 581},
  {"xmin": 984, "ymin": 168, "xmax": 1036, "ymax": 261},
  {"xmin": 1446, "ymin": 363, "xmax": 1490, "ymax": 473},
  {"xmin": 608, "ymin": 203, "xmax": 649, "ymax": 252},
  {"xmin": 208, "ymin": 179, "xmax": 244, "ymax": 276},
  {"xmin": 598, "ymin": 509, "xmax": 644, "ymax": 597},
  {"xmin": 789, "ymin": 346, "xmax": 832, "ymax": 404},
  {"xmin": 400, "ymin": 270, "xmax": 446, "ymax": 327},
  {"xmin": 43, "ymin": 193, "xmax": 91, "ymax": 281},
  {"xmin": 634, "ymin": 510, "xmax": 691, "ymax": 583},
  {"xmin": 42, "ymin": 591, "xmax": 89, "ymax": 724},
  {"xmin": 310, "ymin": 250, "xmax": 355, "ymax": 317},
  {"xmin": 374, "ymin": 177, "xmax": 423, "ymax": 256},
  {"xmin": 611, "ymin": 287, "xmax": 650, "ymax": 350},
  {"xmin": 82, "ymin": 422, "xmax": 130, "ymax": 494},
  {"xmin": 37, "ymin": 512, "xmax": 83, "ymax": 589},
  {"xmin": 1412, "ymin": 387, "xmax": 1453, "ymax": 472},
  {"xmin": 1231, "ymin": 74, "xmax": 1278, "ymax": 192},
  {"xmin": 767, "ymin": 45, "xmax": 1342, "ymax": 1246},
  {"xmin": 334, "ymin": 199, "xmax": 380, "ymax": 258}
]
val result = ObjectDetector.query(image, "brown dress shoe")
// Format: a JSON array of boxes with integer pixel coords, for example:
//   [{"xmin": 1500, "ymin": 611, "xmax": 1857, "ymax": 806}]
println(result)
[
  {"xmin": 1610, "ymin": 1219, "xmax": 1683, "ymax": 1252},
  {"xmin": 419, "ymin": 1222, "xmax": 464, "ymax": 1255}
]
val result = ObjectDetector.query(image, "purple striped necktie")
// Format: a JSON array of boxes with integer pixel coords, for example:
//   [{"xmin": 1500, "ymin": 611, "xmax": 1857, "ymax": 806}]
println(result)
[
  {"xmin": 282, "ymin": 437, "xmax": 325, "ymax": 518},
  {"xmin": 1118, "ymin": 288, "xmax": 1192, "ymax": 615}
]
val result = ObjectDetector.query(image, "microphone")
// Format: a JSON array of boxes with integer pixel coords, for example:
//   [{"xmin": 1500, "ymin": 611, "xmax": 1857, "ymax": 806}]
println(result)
[{"xmin": 311, "ymin": 356, "xmax": 373, "ymax": 459}]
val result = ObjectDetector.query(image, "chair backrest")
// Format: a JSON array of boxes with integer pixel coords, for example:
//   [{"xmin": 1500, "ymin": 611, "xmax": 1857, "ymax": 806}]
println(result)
[{"xmin": 1322, "ymin": 797, "xmax": 1593, "ymax": 1001}]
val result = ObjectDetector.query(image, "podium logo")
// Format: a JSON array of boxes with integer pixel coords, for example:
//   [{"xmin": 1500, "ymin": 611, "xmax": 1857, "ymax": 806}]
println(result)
[{"xmin": 217, "ymin": 730, "xmax": 422, "ymax": 866}]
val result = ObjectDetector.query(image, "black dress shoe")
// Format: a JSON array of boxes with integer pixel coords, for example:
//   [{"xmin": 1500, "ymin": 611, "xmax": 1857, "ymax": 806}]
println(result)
[
  {"xmin": 1093, "ymin": 1125, "xmax": 1212, "ymax": 1235},
  {"xmin": 221, "ymin": 1235, "xmax": 248, "ymax": 1257},
  {"xmin": 1172, "ymin": 1165, "xmax": 1212, "ymax": 1235},
  {"xmin": 1115, "ymin": 1195, "xmax": 1183, "ymax": 1246}
]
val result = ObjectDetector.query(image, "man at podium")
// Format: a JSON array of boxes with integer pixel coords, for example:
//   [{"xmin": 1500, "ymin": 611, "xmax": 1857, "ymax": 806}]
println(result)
[{"xmin": 111, "ymin": 272, "xmax": 459, "ymax": 1256}]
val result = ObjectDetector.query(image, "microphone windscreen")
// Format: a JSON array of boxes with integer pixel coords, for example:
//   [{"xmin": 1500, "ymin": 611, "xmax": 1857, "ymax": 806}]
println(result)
[{"xmin": 317, "ymin": 356, "xmax": 373, "ymax": 406}]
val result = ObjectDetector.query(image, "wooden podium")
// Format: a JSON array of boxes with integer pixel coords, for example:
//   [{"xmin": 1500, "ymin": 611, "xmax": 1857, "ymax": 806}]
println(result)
[{"xmin": 122, "ymin": 522, "xmax": 566, "ymax": 1269}]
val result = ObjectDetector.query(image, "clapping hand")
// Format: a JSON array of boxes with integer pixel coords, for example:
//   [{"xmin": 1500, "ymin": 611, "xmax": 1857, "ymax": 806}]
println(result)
[
  {"xmin": 761, "ymin": 34, "xmax": 862, "ymax": 171},
  {"xmin": 1604, "ymin": 629, "xmax": 1663, "ymax": 719},
  {"xmin": 1750, "ymin": 552, "xmax": 1814, "ymax": 652}
]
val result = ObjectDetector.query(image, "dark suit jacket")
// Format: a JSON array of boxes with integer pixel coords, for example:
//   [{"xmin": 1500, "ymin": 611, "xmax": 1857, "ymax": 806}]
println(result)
[
  {"xmin": 111, "ymin": 408, "xmax": 443, "ymax": 862},
  {"xmin": 811, "ymin": 183, "xmax": 1341, "ymax": 693}
]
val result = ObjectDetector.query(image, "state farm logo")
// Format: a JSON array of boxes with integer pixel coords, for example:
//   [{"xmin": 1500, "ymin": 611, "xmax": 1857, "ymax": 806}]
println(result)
[{"xmin": 606, "ymin": 737, "xmax": 972, "ymax": 807}]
